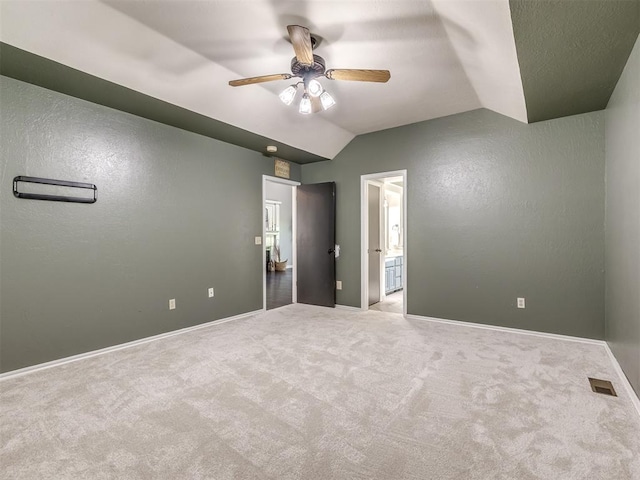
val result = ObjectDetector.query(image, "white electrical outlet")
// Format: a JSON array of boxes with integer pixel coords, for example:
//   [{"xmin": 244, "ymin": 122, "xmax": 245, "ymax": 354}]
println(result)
[
  {"xmin": 336, "ymin": 280, "xmax": 342, "ymax": 290},
  {"xmin": 208, "ymin": 287, "xmax": 214, "ymax": 298},
  {"xmin": 169, "ymin": 298, "xmax": 176, "ymax": 310},
  {"xmin": 255, "ymin": 236, "xmax": 262, "ymax": 245},
  {"xmin": 517, "ymin": 297, "xmax": 525, "ymax": 309}
]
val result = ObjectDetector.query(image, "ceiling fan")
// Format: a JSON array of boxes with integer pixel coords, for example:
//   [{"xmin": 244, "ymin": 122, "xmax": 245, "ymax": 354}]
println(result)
[{"xmin": 228, "ymin": 25, "xmax": 391, "ymax": 114}]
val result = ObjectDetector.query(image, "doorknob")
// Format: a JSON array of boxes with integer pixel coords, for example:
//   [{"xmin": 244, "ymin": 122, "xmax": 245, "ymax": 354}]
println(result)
[
  {"xmin": 328, "ymin": 248, "xmax": 334, "ymax": 254},
  {"xmin": 375, "ymin": 249, "xmax": 382, "ymax": 253}
]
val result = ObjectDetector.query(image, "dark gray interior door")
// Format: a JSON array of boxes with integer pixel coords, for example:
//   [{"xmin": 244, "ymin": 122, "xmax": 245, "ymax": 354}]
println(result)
[
  {"xmin": 368, "ymin": 183, "xmax": 381, "ymax": 305},
  {"xmin": 296, "ymin": 182, "xmax": 336, "ymax": 307}
]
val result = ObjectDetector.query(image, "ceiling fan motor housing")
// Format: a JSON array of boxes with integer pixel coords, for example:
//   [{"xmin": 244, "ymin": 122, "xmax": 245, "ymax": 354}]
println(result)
[{"xmin": 291, "ymin": 54, "xmax": 326, "ymax": 80}]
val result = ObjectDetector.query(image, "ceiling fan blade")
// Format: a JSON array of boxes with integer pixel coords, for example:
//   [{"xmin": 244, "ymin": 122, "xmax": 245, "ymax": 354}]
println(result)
[
  {"xmin": 325, "ymin": 69, "xmax": 391, "ymax": 83},
  {"xmin": 229, "ymin": 73, "xmax": 292, "ymax": 87},
  {"xmin": 287, "ymin": 25, "xmax": 314, "ymax": 66}
]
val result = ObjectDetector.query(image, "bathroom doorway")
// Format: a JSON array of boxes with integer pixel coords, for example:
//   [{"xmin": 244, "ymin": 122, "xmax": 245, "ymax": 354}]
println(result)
[{"xmin": 360, "ymin": 170, "xmax": 407, "ymax": 314}]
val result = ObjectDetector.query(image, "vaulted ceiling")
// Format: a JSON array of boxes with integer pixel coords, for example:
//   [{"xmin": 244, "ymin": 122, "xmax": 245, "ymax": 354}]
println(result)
[{"xmin": 1, "ymin": 1, "xmax": 638, "ymax": 163}]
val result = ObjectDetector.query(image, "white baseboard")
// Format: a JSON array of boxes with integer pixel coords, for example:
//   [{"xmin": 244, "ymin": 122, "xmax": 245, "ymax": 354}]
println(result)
[
  {"xmin": 405, "ymin": 313, "xmax": 606, "ymax": 346},
  {"xmin": 603, "ymin": 343, "xmax": 640, "ymax": 417},
  {"xmin": 335, "ymin": 304, "xmax": 362, "ymax": 312},
  {"xmin": 0, "ymin": 309, "xmax": 263, "ymax": 382}
]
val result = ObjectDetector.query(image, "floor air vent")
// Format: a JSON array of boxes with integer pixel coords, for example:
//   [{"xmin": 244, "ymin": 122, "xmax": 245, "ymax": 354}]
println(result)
[{"xmin": 588, "ymin": 378, "xmax": 617, "ymax": 396}]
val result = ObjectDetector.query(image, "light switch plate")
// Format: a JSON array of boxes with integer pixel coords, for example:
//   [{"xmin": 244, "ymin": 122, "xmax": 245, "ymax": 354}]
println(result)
[{"xmin": 255, "ymin": 236, "xmax": 262, "ymax": 245}]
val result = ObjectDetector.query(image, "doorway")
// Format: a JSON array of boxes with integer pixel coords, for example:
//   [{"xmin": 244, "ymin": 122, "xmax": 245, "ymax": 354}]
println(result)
[
  {"xmin": 361, "ymin": 170, "xmax": 407, "ymax": 314},
  {"xmin": 263, "ymin": 176, "xmax": 300, "ymax": 310}
]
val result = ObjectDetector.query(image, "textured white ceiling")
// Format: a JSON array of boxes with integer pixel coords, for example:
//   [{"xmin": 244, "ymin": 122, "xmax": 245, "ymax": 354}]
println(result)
[{"xmin": 0, "ymin": 0, "xmax": 527, "ymax": 159}]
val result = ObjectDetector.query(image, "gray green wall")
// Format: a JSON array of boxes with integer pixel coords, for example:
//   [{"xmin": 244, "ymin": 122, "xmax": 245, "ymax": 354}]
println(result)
[
  {"xmin": 302, "ymin": 108, "xmax": 605, "ymax": 339},
  {"xmin": 605, "ymin": 35, "xmax": 640, "ymax": 396},
  {"xmin": 509, "ymin": 0, "xmax": 640, "ymax": 123},
  {"xmin": 0, "ymin": 76, "xmax": 300, "ymax": 373}
]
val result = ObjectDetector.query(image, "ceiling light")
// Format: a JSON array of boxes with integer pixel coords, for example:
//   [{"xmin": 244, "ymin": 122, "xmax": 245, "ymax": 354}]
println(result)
[
  {"xmin": 307, "ymin": 79, "xmax": 323, "ymax": 98},
  {"xmin": 279, "ymin": 85, "xmax": 297, "ymax": 105},
  {"xmin": 299, "ymin": 94, "xmax": 312, "ymax": 115},
  {"xmin": 320, "ymin": 91, "xmax": 336, "ymax": 110},
  {"xmin": 278, "ymin": 79, "xmax": 333, "ymax": 114}
]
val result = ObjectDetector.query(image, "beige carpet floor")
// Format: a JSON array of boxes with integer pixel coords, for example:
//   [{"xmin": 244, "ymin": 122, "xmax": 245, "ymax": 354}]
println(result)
[{"xmin": 1, "ymin": 304, "xmax": 639, "ymax": 479}]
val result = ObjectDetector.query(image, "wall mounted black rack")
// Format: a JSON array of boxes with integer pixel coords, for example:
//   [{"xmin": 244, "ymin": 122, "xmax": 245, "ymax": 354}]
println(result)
[{"xmin": 13, "ymin": 176, "xmax": 97, "ymax": 204}]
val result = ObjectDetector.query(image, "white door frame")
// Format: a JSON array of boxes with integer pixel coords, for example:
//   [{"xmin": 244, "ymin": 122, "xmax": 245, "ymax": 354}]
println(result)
[
  {"xmin": 262, "ymin": 175, "xmax": 301, "ymax": 311},
  {"xmin": 360, "ymin": 170, "xmax": 407, "ymax": 315}
]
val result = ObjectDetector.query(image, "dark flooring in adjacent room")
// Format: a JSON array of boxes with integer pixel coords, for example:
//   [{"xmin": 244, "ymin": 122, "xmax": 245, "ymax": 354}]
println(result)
[{"xmin": 266, "ymin": 268, "xmax": 292, "ymax": 310}]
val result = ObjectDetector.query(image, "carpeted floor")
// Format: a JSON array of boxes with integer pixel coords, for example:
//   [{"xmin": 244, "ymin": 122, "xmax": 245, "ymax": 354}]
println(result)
[{"xmin": 1, "ymin": 304, "xmax": 639, "ymax": 479}]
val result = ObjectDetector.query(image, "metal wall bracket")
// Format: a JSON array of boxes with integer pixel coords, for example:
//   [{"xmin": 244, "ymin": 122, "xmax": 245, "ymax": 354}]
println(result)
[{"xmin": 13, "ymin": 176, "xmax": 97, "ymax": 204}]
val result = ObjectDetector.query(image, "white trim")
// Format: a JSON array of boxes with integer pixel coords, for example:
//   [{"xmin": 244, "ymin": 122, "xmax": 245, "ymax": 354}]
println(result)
[
  {"xmin": 377, "ymin": 183, "xmax": 385, "ymax": 301},
  {"xmin": 291, "ymin": 183, "xmax": 297, "ymax": 304},
  {"xmin": 0, "ymin": 309, "xmax": 263, "ymax": 382},
  {"xmin": 335, "ymin": 304, "xmax": 361, "ymax": 312},
  {"xmin": 361, "ymin": 170, "xmax": 407, "ymax": 314},
  {"xmin": 405, "ymin": 313, "xmax": 606, "ymax": 345},
  {"xmin": 262, "ymin": 175, "xmax": 300, "ymax": 188},
  {"xmin": 402, "ymin": 173, "xmax": 407, "ymax": 316},
  {"xmin": 262, "ymin": 175, "xmax": 301, "ymax": 310},
  {"xmin": 603, "ymin": 343, "xmax": 640, "ymax": 418}
]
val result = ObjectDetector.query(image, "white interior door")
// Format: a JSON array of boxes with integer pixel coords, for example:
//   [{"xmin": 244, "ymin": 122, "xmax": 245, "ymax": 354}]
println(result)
[{"xmin": 368, "ymin": 183, "xmax": 382, "ymax": 305}]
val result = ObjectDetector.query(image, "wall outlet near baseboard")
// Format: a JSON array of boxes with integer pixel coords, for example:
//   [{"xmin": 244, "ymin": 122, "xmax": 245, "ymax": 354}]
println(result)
[
  {"xmin": 208, "ymin": 287, "xmax": 214, "ymax": 298},
  {"xmin": 517, "ymin": 297, "xmax": 525, "ymax": 309},
  {"xmin": 169, "ymin": 298, "xmax": 176, "ymax": 310},
  {"xmin": 336, "ymin": 280, "xmax": 342, "ymax": 290}
]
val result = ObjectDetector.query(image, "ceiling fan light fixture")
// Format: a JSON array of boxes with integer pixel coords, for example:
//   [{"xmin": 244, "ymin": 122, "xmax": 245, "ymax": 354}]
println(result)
[
  {"xmin": 320, "ymin": 91, "xmax": 336, "ymax": 110},
  {"xmin": 299, "ymin": 94, "xmax": 312, "ymax": 114},
  {"xmin": 228, "ymin": 26, "xmax": 390, "ymax": 115},
  {"xmin": 307, "ymin": 79, "xmax": 323, "ymax": 97},
  {"xmin": 279, "ymin": 85, "xmax": 298, "ymax": 105}
]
